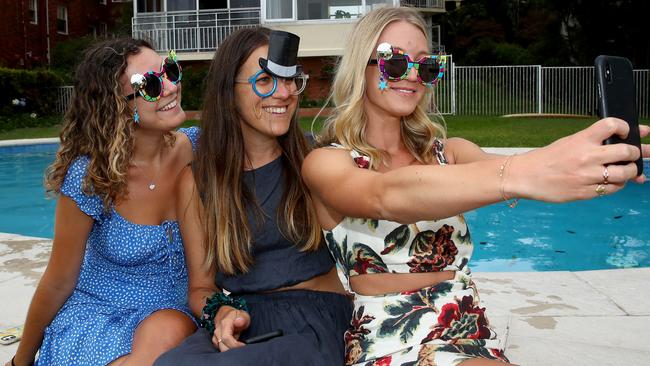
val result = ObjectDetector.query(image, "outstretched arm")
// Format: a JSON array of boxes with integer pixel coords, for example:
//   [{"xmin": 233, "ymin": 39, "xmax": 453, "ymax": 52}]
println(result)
[
  {"xmin": 303, "ymin": 118, "xmax": 646, "ymax": 226},
  {"xmin": 9, "ymin": 197, "xmax": 92, "ymax": 366}
]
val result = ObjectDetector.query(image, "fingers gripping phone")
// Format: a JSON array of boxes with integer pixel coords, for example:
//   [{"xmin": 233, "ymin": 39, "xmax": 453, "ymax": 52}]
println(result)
[{"xmin": 595, "ymin": 55, "xmax": 643, "ymax": 176}]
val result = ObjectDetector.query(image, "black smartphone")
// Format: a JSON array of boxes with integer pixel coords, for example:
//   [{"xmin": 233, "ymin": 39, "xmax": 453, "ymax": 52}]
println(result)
[
  {"xmin": 242, "ymin": 329, "xmax": 283, "ymax": 344},
  {"xmin": 595, "ymin": 55, "xmax": 643, "ymax": 176}
]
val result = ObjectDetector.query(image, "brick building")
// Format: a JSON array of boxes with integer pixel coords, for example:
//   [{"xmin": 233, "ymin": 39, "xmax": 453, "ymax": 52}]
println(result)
[{"xmin": 0, "ymin": 0, "xmax": 129, "ymax": 69}]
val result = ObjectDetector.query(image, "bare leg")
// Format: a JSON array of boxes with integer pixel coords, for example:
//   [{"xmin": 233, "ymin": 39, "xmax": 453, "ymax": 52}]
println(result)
[{"xmin": 107, "ymin": 309, "xmax": 196, "ymax": 366}]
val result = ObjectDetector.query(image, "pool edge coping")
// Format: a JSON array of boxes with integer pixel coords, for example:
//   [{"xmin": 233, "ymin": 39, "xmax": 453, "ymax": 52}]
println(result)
[{"xmin": 0, "ymin": 138, "xmax": 60, "ymax": 147}]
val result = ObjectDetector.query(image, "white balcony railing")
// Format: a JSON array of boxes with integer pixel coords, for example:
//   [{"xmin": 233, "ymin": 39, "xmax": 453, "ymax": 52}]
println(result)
[
  {"xmin": 132, "ymin": 8, "xmax": 261, "ymax": 53},
  {"xmin": 400, "ymin": 0, "xmax": 445, "ymax": 9}
]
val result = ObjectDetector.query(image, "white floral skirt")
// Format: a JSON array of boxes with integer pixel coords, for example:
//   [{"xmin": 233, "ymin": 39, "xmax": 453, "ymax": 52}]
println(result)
[{"xmin": 345, "ymin": 271, "xmax": 509, "ymax": 366}]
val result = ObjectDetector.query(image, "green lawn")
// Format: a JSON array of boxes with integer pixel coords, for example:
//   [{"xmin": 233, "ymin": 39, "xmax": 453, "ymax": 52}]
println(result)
[{"xmin": 2, "ymin": 115, "xmax": 649, "ymax": 147}]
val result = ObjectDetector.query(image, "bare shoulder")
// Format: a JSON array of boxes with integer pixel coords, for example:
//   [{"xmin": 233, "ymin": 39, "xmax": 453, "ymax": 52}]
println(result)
[
  {"xmin": 172, "ymin": 130, "xmax": 194, "ymax": 163},
  {"xmin": 303, "ymin": 146, "xmax": 355, "ymax": 177},
  {"xmin": 444, "ymin": 137, "xmax": 492, "ymax": 164}
]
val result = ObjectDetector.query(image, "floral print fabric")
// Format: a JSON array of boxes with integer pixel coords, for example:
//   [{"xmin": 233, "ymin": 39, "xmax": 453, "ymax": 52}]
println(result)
[{"xmin": 324, "ymin": 142, "xmax": 508, "ymax": 365}]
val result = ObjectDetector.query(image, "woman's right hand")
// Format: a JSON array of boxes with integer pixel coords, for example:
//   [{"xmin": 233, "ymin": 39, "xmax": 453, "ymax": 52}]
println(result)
[
  {"xmin": 508, "ymin": 117, "xmax": 647, "ymax": 202},
  {"xmin": 211, "ymin": 305, "xmax": 251, "ymax": 352}
]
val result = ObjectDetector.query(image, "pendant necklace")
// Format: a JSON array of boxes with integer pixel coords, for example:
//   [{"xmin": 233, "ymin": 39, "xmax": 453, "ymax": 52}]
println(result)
[{"xmin": 133, "ymin": 152, "xmax": 163, "ymax": 191}]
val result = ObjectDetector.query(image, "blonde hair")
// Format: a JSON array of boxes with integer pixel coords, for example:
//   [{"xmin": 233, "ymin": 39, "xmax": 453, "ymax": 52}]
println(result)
[{"xmin": 318, "ymin": 6, "xmax": 446, "ymax": 169}]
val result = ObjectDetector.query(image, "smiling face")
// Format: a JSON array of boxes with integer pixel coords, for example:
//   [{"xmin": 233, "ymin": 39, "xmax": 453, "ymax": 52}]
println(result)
[
  {"xmin": 121, "ymin": 47, "xmax": 185, "ymax": 131},
  {"xmin": 234, "ymin": 45, "xmax": 298, "ymax": 143},
  {"xmin": 364, "ymin": 20, "xmax": 428, "ymax": 120}
]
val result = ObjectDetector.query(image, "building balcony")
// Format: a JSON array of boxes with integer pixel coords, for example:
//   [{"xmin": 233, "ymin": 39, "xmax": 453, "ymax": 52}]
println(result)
[
  {"xmin": 131, "ymin": 8, "xmax": 261, "ymax": 56},
  {"xmin": 131, "ymin": 2, "xmax": 445, "ymax": 58}
]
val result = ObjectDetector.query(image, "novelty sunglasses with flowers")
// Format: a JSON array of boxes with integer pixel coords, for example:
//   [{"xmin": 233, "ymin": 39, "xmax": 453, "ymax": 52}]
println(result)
[
  {"xmin": 127, "ymin": 50, "xmax": 182, "ymax": 102},
  {"xmin": 368, "ymin": 43, "xmax": 446, "ymax": 87}
]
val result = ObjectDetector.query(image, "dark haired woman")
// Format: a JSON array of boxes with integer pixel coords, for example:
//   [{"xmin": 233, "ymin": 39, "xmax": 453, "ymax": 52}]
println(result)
[
  {"xmin": 6, "ymin": 38, "xmax": 200, "ymax": 366},
  {"xmin": 154, "ymin": 28, "xmax": 352, "ymax": 366}
]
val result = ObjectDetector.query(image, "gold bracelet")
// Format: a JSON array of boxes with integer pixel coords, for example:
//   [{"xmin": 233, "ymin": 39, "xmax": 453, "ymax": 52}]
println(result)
[{"xmin": 498, "ymin": 155, "xmax": 519, "ymax": 208}]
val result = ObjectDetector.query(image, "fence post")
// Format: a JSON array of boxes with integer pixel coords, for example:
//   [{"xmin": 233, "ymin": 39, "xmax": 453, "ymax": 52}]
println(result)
[
  {"xmin": 451, "ymin": 60, "xmax": 456, "ymax": 115},
  {"xmin": 537, "ymin": 65, "xmax": 542, "ymax": 114}
]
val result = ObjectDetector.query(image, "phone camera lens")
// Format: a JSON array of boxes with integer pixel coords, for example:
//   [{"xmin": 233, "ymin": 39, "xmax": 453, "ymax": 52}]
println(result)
[{"xmin": 605, "ymin": 64, "xmax": 612, "ymax": 82}]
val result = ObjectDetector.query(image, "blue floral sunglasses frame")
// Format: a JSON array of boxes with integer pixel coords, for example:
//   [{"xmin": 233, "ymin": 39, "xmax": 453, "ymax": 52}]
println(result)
[{"xmin": 368, "ymin": 43, "xmax": 446, "ymax": 86}]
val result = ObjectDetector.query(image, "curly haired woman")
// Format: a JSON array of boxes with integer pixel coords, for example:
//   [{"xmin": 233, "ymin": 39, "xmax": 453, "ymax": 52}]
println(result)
[{"xmin": 6, "ymin": 38, "xmax": 200, "ymax": 366}]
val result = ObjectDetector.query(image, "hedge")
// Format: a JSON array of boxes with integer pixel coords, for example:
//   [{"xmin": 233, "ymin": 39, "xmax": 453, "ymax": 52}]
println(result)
[{"xmin": 0, "ymin": 67, "xmax": 64, "ymax": 116}]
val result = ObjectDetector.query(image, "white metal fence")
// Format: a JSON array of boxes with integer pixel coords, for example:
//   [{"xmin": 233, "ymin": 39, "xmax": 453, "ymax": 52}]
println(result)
[
  {"xmin": 429, "ymin": 61, "xmax": 649, "ymax": 118},
  {"xmin": 55, "ymin": 62, "xmax": 649, "ymax": 119},
  {"xmin": 55, "ymin": 86, "xmax": 74, "ymax": 114}
]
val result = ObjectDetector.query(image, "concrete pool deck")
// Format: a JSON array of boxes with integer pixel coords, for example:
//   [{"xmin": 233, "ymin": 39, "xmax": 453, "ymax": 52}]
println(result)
[{"xmin": 1, "ymin": 232, "xmax": 649, "ymax": 365}]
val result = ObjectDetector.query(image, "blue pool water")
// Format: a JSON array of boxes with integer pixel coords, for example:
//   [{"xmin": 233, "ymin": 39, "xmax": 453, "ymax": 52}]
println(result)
[{"xmin": 1, "ymin": 144, "xmax": 649, "ymax": 272}]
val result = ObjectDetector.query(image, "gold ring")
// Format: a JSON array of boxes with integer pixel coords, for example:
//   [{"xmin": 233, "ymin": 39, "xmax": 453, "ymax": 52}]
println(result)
[
  {"xmin": 595, "ymin": 184, "xmax": 607, "ymax": 196},
  {"xmin": 603, "ymin": 166, "xmax": 610, "ymax": 184}
]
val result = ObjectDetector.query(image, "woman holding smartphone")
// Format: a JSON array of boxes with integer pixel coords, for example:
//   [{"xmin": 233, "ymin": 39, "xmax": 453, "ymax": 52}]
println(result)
[
  {"xmin": 154, "ymin": 28, "xmax": 352, "ymax": 366},
  {"xmin": 302, "ymin": 6, "xmax": 649, "ymax": 366}
]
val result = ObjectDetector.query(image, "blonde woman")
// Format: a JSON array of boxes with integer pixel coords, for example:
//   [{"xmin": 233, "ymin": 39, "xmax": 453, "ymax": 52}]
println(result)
[
  {"xmin": 7, "ymin": 38, "xmax": 199, "ymax": 366},
  {"xmin": 302, "ymin": 6, "xmax": 649, "ymax": 366}
]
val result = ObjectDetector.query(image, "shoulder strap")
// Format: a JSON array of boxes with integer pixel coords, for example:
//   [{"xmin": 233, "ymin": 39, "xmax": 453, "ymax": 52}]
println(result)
[
  {"xmin": 433, "ymin": 138, "xmax": 448, "ymax": 165},
  {"xmin": 329, "ymin": 143, "xmax": 371, "ymax": 169}
]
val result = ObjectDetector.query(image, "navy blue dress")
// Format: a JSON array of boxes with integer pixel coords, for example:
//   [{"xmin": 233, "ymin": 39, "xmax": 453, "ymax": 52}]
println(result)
[{"xmin": 154, "ymin": 156, "xmax": 353, "ymax": 366}]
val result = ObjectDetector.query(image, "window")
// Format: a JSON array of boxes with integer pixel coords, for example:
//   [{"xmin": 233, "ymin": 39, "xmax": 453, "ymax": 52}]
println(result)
[
  {"xmin": 100, "ymin": 0, "xmax": 107, "ymax": 5},
  {"xmin": 266, "ymin": 0, "xmax": 293, "ymax": 21},
  {"xmin": 168, "ymin": 0, "xmax": 196, "ymax": 11},
  {"xmin": 57, "ymin": 6, "xmax": 68, "ymax": 34},
  {"xmin": 137, "ymin": 0, "xmax": 163, "ymax": 12},
  {"xmin": 301, "ymin": 0, "xmax": 363, "ymax": 20},
  {"xmin": 29, "ymin": 0, "xmax": 37, "ymax": 24},
  {"xmin": 265, "ymin": 0, "xmax": 395, "ymax": 22},
  {"xmin": 230, "ymin": 0, "xmax": 260, "ymax": 8}
]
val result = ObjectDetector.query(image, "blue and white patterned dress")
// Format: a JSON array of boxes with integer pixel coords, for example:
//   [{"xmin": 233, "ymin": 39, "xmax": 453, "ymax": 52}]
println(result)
[{"xmin": 35, "ymin": 127, "xmax": 200, "ymax": 366}]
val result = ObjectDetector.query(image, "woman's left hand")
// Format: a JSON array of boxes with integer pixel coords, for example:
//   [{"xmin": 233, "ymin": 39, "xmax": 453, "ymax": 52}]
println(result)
[{"xmin": 212, "ymin": 306, "xmax": 251, "ymax": 352}]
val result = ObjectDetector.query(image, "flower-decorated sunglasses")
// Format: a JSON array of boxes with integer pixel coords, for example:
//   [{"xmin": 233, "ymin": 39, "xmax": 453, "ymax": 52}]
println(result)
[
  {"xmin": 127, "ymin": 50, "xmax": 182, "ymax": 102},
  {"xmin": 368, "ymin": 43, "xmax": 446, "ymax": 86},
  {"xmin": 235, "ymin": 69, "xmax": 309, "ymax": 98}
]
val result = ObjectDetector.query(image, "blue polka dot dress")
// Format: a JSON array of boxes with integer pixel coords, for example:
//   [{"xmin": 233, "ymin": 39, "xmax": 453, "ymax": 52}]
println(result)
[{"xmin": 35, "ymin": 127, "xmax": 200, "ymax": 365}]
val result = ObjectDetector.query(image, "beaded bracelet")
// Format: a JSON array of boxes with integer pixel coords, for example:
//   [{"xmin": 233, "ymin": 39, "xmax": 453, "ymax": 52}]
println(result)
[
  {"xmin": 199, "ymin": 292, "xmax": 249, "ymax": 335},
  {"xmin": 498, "ymin": 155, "xmax": 519, "ymax": 208}
]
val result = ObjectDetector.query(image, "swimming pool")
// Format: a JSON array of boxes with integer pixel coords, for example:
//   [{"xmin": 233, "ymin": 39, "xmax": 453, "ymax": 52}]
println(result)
[{"xmin": 1, "ymin": 143, "xmax": 649, "ymax": 272}]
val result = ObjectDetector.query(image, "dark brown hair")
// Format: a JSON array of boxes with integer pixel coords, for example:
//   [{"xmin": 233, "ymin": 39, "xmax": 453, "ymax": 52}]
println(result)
[{"xmin": 196, "ymin": 27, "xmax": 321, "ymax": 274}]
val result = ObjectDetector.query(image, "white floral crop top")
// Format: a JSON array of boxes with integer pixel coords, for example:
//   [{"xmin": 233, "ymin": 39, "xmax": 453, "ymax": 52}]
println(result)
[{"xmin": 323, "ymin": 140, "xmax": 474, "ymax": 279}]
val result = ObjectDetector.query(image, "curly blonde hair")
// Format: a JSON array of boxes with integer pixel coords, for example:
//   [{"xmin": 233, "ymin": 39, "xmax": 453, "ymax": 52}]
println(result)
[
  {"xmin": 318, "ymin": 6, "xmax": 446, "ymax": 169},
  {"xmin": 45, "ymin": 38, "xmax": 172, "ymax": 209}
]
